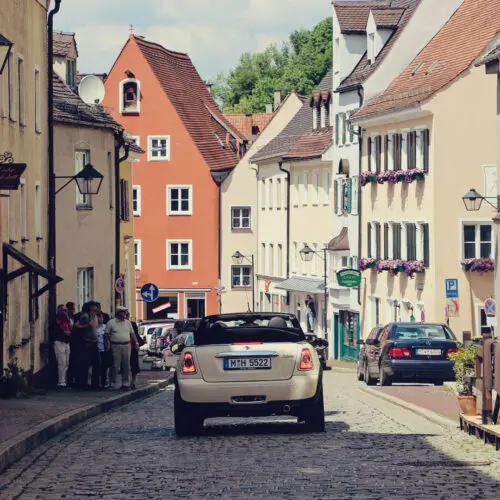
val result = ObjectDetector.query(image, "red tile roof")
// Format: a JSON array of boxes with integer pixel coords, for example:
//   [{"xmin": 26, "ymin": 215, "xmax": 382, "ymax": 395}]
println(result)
[
  {"xmin": 475, "ymin": 33, "xmax": 500, "ymax": 67},
  {"xmin": 134, "ymin": 36, "xmax": 242, "ymax": 172},
  {"xmin": 334, "ymin": 1, "xmax": 390, "ymax": 33},
  {"xmin": 353, "ymin": 0, "xmax": 500, "ymax": 119},
  {"xmin": 223, "ymin": 112, "xmax": 274, "ymax": 140},
  {"xmin": 53, "ymin": 31, "xmax": 78, "ymax": 58},
  {"xmin": 336, "ymin": 0, "xmax": 420, "ymax": 92},
  {"xmin": 372, "ymin": 8, "xmax": 404, "ymax": 28}
]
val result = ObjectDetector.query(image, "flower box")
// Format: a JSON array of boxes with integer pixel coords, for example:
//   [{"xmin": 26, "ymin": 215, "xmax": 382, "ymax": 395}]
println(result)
[
  {"xmin": 359, "ymin": 257, "xmax": 378, "ymax": 271},
  {"xmin": 461, "ymin": 258, "xmax": 495, "ymax": 273},
  {"xmin": 360, "ymin": 172, "xmax": 378, "ymax": 186},
  {"xmin": 404, "ymin": 260, "xmax": 425, "ymax": 278},
  {"xmin": 404, "ymin": 168, "xmax": 426, "ymax": 183},
  {"xmin": 374, "ymin": 259, "xmax": 425, "ymax": 278}
]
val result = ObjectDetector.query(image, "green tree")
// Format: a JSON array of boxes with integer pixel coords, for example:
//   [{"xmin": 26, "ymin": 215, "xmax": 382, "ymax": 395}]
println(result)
[{"xmin": 213, "ymin": 18, "xmax": 332, "ymax": 113}]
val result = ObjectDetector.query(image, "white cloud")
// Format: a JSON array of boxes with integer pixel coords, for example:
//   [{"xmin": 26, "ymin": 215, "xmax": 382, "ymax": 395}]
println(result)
[{"xmin": 55, "ymin": 0, "xmax": 331, "ymax": 78}]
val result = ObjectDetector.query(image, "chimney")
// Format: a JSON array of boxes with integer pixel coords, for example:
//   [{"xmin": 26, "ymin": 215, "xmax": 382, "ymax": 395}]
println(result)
[
  {"xmin": 273, "ymin": 90, "xmax": 282, "ymax": 111},
  {"xmin": 265, "ymin": 103, "xmax": 273, "ymax": 114}
]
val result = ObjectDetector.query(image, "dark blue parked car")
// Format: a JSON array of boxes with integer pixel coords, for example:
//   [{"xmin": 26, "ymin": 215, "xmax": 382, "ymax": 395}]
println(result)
[{"xmin": 364, "ymin": 323, "xmax": 458, "ymax": 386}]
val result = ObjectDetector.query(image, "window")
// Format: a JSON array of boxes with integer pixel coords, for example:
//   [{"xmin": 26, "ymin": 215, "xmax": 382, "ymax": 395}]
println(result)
[
  {"xmin": 276, "ymin": 178, "xmax": 282, "ymax": 208},
  {"xmin": 261, "ymin": 243, "xmax": 266, "ymax": 274},
  {"xmin": 231, "ymin": 265, "xmax": 252, "ymax": 288},
  {"xmin": 463, "ymin": 223, "xmax": 493, "ymax": 259},
  {"xmin": 293, "ymin": 175, "xmax": 299, "ymax": 206},
  {"xmin": 261, "ymin": 178, "xmax": 266, "ymax": 208},
  {"xmin": 8, "ymin": 52, "xmax": 15, "ymax": 121},
  {"xmin": 66, "ymin": 60, "xmax": 76, "ymax": 90},
  {"xmin": 75, "ymin": 150, "xmax": 92, "ymax": 208},
  {"xmin": 35, "ymin": 183, "xmax": 42, "ymax": 240},
  {"xmin": 167, "ymin": 240, "xmax": 192, "ymax": 270},
  {"xmin": 120, "ymin": 179, "xmax": 130, "ymax": 221},
  {"xmin": 416, "ymin": 222, "xmax": 429, "ymax": 263},
  {"xmin": 132, "ymin": 186, "xmax": 141, "ymax": 216},
  {"xmin": 394, "ymin": 133, "xmax": 402, "ymax": 170},
  {"xmin": 323, "ymin": 169, "xmax": 330, "ymax": 204},
  {"xmin": 231, "ymin": 206, "xmax": 251, "ymax": 230},
  {"xmin": 134, "ymin": 240, "xmax": 142, "ymax": 269},
  {"xmin": 312, "ymin": 171, "xmax": 319, "ymax": 205},
  {"xmin": 277, "ymin": 244, "xmax": 283, "ymax": 277},
  {"xmin": 17, "ymin": 57, "xmax": 24, "ymax": 126},
  {"xmin": 407, "ymin": 131, "xmax": 417, "ymax": 170},
  {"xmin": 77, "ymin": 268, "xmax": 94, "ymax": 311},
  {"xmin": 20, "ymin": 180, "xmax": 27, "ymax": 242},
  {"xmin": 269, "ymin": 244, "xmax": 274, "ymax": 276},
  {"xmin": 34, "ymin": 67, "xmax": 41, "ymax": 132},
  {"xmin": 302, "ymin": 172, "xmax": 308, "ymax": 205},
  {"xmin": 268, "ymin": 178, "xmax": 273, "ymax": 208},
  {"xmin": 167, "ymin": 185, "xmax": 192, "ymax": 215},
  {"xmin": 369, "ymin": 136, "xmax": 382, "ymax": 173},
  {"xmin": 312, "ymin": 106, "xmax": 318, "ymax": 130},
  {"xmin": 401, "ymin": 132, "xmax": 408, "ymax": 170},
  {"xmin": 418, "ymin": 129, "xmax": 430, "ymax": 172},
  {"xmin": 320, "ymin": 106, "xmax": 326, "ymax": 129},
  {"xmin": 367, "ymin": 222, "xmax": 381, "ymax": 258},
  {"xmin": 148, "ymin": 136, "xmax": 170, "ymax": 161},
  {"xmin": 392, "ymin": 223, "xmax": 402, "ymax": 259},
  {"xmin": 120, "ymin": 78, "xmax": 141, "ymax": 113}
]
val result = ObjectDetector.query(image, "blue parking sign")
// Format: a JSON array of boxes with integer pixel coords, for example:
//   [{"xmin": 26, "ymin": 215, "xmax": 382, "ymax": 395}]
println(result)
[{"xmin": 445, "ymin": 279, "xmax": 458, "ymax": 299}]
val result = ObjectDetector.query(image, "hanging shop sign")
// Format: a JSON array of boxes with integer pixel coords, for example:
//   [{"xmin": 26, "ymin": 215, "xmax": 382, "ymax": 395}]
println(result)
[
  {"xmin": 0, "ymin": 152, "xmax": 26, "ymax": 190},
  {"xmin": 337, "ymin": 269, "xmax": 362, "ymax": 288}
]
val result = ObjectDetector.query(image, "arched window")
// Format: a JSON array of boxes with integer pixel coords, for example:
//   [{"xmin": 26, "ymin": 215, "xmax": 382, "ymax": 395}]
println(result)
[{"xmin": 119, "ymin": 78, "xmax": 141, "ymax": 114}]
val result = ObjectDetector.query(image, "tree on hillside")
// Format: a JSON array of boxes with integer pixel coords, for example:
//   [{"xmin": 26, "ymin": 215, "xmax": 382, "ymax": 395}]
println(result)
[{"xmin": 213, "ymin": 17, "xmax": 332, "ymax": 113}]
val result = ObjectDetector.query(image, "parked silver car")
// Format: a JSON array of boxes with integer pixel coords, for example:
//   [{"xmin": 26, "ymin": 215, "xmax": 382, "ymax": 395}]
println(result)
[{"xmin": 162, "ymin": 332, "xmax": 194, "ymax": 371}]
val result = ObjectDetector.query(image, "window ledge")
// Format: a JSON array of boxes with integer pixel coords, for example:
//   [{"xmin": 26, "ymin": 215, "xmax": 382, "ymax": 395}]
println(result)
[
  {"xmin": 168, "ymin": 213, "xmax": 193, "ymax": 216},
  {"xmin": 231, "ymin": 228, "xmax": 252, "ymax": 232},
  {"xmin": 76, "ymin": 206, "xmax": 93, "ymax": 211},
  {"xmin": 232, "ymin": 286, "xmax": 252, "ymax": 290}
]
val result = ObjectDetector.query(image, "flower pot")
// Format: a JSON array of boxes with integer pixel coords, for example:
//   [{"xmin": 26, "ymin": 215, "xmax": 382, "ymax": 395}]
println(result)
[{"xmin": 457, "ymin": 395, "xmax": 476, "ymax": 415}]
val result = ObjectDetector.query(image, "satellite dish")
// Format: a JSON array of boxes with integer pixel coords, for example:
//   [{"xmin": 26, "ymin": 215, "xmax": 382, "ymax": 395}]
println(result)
[{"xmin": 78, "ymin": 75, "xmax": 106, "ymax": 105}]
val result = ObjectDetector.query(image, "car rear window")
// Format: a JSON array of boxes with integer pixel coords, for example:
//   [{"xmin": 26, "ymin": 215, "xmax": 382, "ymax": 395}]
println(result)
[
  {"xmin": 392, "ymin": 325, "xmax": 456, "ymax": 341},
  {"xmin": 194, "ymin": 315, "xmax": 305, "ymax": 345}
]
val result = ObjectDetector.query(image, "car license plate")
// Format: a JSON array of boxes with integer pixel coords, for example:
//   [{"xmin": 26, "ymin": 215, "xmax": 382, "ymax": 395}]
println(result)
[
  {"xmin": 223, "ymin": 357, "xmax": 272, "ymax": 370},
  {"xmin": 416, "ymin": 348, "xmax": 441, "ymax": 356}
]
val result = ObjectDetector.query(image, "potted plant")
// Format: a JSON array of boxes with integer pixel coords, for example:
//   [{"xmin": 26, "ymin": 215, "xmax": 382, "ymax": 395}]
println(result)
[{"xmin": 447, "ymin": 345, "xmax": 476, "ymax": 415}]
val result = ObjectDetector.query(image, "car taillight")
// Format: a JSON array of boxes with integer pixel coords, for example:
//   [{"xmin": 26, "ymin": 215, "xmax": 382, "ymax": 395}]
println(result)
[
  {"xmin": 299, "ymin": 348, "xmax": 314, "ymax": 370},
  {"xmin": 389, "ymin": 347, "xmax": 412, "ymax": 358},
  {"xmin": 182, "ymin": 352, "xmax": 196, "ymax": 374},
  {"xmin": 446, "ymin": 348, "xmax": 459, "ymax": 358}
]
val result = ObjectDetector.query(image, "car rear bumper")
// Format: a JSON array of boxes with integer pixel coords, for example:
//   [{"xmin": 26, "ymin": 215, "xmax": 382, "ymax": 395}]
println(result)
[
  {"xmin": 383, "ymin": 359, "xmax": 455, "ymax": 381},
  {"xmin": 178, "ymin": 374, "xmax": 318, "ymax": 405}
]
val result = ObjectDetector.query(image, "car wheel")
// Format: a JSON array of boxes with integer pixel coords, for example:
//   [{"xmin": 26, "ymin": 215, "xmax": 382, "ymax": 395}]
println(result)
[
  {"xmin": 364, "ymin": 362, "xmax": 376, "ymax": 386},
  {"xmin": 357, "ymin": 361, "xmax": 364, "ymax": 381},
  {"xmin": 174, "ymin": 385, "xmax": 203, "ymax": 437},
  {"xmin": 379, "ymin": 364, "xmax": 392, "ymax": 386},
  {"xmin": 304, "ymin": 382, "xmax": 325, "ymax": 433}
]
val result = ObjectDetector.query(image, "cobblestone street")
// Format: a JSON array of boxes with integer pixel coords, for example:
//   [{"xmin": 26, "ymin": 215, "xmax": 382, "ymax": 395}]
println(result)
[{"xmin": 2, "ymin": 371, "xmax": 500, "ymax": 499}]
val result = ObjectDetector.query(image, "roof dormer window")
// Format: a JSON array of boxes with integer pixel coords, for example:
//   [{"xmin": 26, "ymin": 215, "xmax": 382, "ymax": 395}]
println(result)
[
  {"xmin": 313, "ymin": 106, "xmax": 318, "ymax": 130},
  {"xmin": 120, "ymin": 78, "xmax": 141, "ymax": 114},
  {"xmin": 367, "ymin": 33, "xmax": 375, "ymax": 64}
]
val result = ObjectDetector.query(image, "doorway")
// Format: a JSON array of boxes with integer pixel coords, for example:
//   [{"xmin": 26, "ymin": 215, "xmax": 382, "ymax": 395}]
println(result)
[{"xmin": 186, "ymin": 293, "xmax": 206, "ymax": 318}]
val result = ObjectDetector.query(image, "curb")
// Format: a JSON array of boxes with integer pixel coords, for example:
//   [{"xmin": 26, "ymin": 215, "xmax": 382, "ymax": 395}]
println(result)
[
  {"xmin": 0, "ymin": 374, "xmax": 174, "ymax": 474},
  {"xmin": 359, "ymin": 385, "xmax": 459, "ymax": 430}
]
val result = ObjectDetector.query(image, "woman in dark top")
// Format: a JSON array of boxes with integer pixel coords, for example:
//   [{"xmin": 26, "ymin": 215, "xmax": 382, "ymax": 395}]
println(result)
[
  {"xmin": 128, "ymin": 313, "xmax": 144, "ymax": 389},
  {"xmin": 54, "ymin": 305, "xmax": 72, "ymax": 387}
]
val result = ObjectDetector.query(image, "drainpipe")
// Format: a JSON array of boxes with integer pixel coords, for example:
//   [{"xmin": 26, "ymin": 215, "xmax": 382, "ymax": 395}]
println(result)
[
  {"xmin": 357, "ymin": 87, "xmax": 364, "ymax": 307},
  {"xmin": 115, "ymin": 132, "xmax": 129, "ymax": 311},
  {"xmin": 278, "ymin": 161, "xmax": 291, "ymax": 308},
  {"xmin": 47, "ymin": 0, "xmax": 62, "ymax": 341},
  {"xmin": 218, "ymin": 181, "xmax": 222, "ymax": 313}
]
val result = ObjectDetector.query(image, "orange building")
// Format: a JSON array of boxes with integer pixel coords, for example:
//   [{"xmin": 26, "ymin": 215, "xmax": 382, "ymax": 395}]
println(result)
[{"xmin": 103, "ymin": 35, "xmax": 242, "ymax": 320}]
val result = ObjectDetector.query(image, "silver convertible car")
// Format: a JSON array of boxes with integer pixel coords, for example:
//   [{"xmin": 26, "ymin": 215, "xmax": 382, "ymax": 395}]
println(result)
[{"xmin": 172, "ymin": 313, "xmax": 325, "ymax": 436}]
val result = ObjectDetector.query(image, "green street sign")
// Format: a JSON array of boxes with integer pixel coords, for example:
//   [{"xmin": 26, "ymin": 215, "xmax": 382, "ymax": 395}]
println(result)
[{"xmin": 337, "ymin": 269, "xmax": 362, "ymax": 288}]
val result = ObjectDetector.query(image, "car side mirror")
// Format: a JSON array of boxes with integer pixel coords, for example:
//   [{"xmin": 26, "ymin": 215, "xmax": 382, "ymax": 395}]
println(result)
[
  {"xmin": 365, "ymin": 338, "xmax": 379, "ymax": 346},
  {"xmin": 305, "ymin": 334, "xmax": 317, "ymax": 343},
  {"xmin": 171, "ymin": 343, "xmax": 185, "ymax": 354}
]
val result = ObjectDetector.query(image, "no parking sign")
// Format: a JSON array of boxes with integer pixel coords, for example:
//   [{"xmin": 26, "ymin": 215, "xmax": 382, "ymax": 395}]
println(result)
[{"xmin": 484, "ymin": 298, "xmax": 496, "ymax": 317}]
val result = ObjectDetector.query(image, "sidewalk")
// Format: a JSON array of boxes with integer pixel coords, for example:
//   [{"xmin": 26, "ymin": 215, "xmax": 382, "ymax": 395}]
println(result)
[{"xmin": 0, "ymin": 370, "xmax": 173, "ymax": 473}]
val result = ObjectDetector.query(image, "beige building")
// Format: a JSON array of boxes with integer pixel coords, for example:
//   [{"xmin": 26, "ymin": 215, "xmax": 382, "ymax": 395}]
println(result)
[
  {"xmin": 220, "ymin": 94, "xmax": 303, "ymax": 313},
  {"xmin": 0, "ymin": 0, "xmax": 57, "ymax": 375},
  {"xmin": 352, "ymin": 0, "xmax": 500, "ymax": 341},
  {"xmin": 53, "ymin": 33, "xmax": 123, "ymax": 316}
]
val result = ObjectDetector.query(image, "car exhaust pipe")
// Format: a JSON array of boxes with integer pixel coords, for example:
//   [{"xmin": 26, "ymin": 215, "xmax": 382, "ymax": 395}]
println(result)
[{"xmin": 283, "ymin": 404, "xmax": 291, "ymax": 414}]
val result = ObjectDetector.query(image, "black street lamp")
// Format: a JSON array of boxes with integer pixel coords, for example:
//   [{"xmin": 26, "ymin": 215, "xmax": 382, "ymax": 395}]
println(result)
[
  {"xmin": 0, "ymin": 34, "xmax": 13, "ymax": 75},
  {"xmin": 462, "ymin": 188, "xmax": 500, "ymax": 212},
  {"xmin": 55, "ymin": 163, "xmax": 104, "ymax": 196},
  {"xmin": 300, "ymin": 243, "xmax": 328, "ymax": 339},
  {"xmin": 231, "ymin": 250, "xmax": 255, "ymax": 312}
]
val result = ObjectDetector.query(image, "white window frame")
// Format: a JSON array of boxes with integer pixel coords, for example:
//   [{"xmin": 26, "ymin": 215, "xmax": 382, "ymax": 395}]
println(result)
[
  {"xmin": 462, "ymin": 221, "xmax": 494, "ymax": 260},
  {"xmin": 231, "ymin": 206, "xmax": 251, "ymax": 230},
  {"xmin": 167, "ymin": 239, "xmax": 193, "ymax": 270},
  {"xmin": 77, "ymin": 267, "xmax": 94, "ymax": 311},
  {"xmin": 323, "ymin": 169, "xmax": 330, "ymax": 205},
  {"xmin": 119, "ymin": 78, "xmax": 141, "ymax": 114},
  {"xmin": 312, "ymin": 170, "xmax": 319, "ymax": 206},
  {"xmin": 148, "ymin": 135, "xmax": 171, "ymax": 161},
  {"xmin": 132, "ymin": 185, "xmax": 142, "ymax": 216},
  {"xmin": 370, "ymin": 222, "xmax": 377, "ymax": 258},
  {"xmin": 167, "ymin": 185, "xmax": 192, "ymax": 216},
  {"xmin": 35, "ymin": 182, "xmax": 42, "ymax": 240},
  {"xmin": 302, "ymin": 172, "xmax": 308, "ymax": 206},
  {"xmin": 335, "ymin": 176, "xmax": 345, "ymax": 215},
  {"xmin": 312, "ymin": 106, "xmax": 318, "ymax": 130},
  {"xmin": 34, "ymin": 66, "xmax": 41, "ymax": 132},
  {"xmin": 134, "ymin": 239, "xmax": 142, "ymax": 270},
  {"xmin": 320, "ymin": 106, "xmax": 326, "ymax": 129},
  {"xmin": 75, "ymin": 149, "xmax": 92, "ymax": 209},
  {"xmin": 231, "ymin": 265, "xmax": 252, "ymax": 288}
]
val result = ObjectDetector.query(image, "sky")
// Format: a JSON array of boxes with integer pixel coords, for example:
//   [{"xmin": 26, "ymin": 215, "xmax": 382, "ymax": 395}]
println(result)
[{"xmin": 55, "ymin": 0, "xmax": 332, "ymax": 81}]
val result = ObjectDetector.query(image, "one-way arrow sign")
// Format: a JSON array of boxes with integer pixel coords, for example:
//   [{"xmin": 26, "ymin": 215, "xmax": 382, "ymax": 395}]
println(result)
[{"xmin": 140, "ymin": 283, "xmax": 159, "ymax": 303}]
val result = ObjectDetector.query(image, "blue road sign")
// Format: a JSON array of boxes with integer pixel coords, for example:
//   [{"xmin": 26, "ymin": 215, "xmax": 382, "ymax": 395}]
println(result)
[
  {"xmin": 445, "ymin": 279, "xmax": 459, "ymax": 299},
  {"xmin": 140, "ymin": 283, "xmax": 159, "ymax": 303}
]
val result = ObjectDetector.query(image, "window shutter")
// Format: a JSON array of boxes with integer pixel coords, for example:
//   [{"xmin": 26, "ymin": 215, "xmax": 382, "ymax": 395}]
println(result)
[
  {"xmin": 350, "ymin": 119, "xmax": 354, "ymax": 142},
  {"xmin": 395, "ymin": 134, "xmax": 402, "ymax": 170},
  {"xmin": 119, "ymin": 179, "xmax": 125, "ymax": 220},
  {"xmin": 411, "ymin": 224, "xmax": 417, "ymax": 261},
  {"xmin": 342, "ymin": 113, "xmax": 347, "ymax": 144},
  {"xmin": 367, "ymin": 223, "xmax": 372, "ymax": 258},
  {"xmin": 333, "ymin": 179, "xmax": 338, "ymax": 214},
  {"xmin": 384, "ymin": 135, "xmax": 389, "ymax": 171},
  {"xmin": 423, "ymin": 129, "xmax": 430, "ymax": 173},
  {"xmin": 335, "ymin": 114, "xmax": 339, "ymax": 144},
  {"xmin": 376, "ymin": 136, "xmax": 382, "ymax": 173},
  {"xmin": 375, "ymin": 222, "xmax": 381, "ymax": 259},
  {"xmin": 393, "ymin": 224, "xmax": 401, "ymax": 259},
  {"xmin": 368, "ymin": 137, "xmax": 372, "ymax": 172},
  {"xmin": 384, "ymin": 223, "xmax": 389, "ymax": 259},
  {"xmin": 422, "ymin": 223, "xmax": 430, "ymax": 267},
  {"xmin": 411, "ymin": 131, "xmax": 417, "ymax": 169},
  {"xmin": 346, "ymin": 177, "xmax": 352, "ymax": 213}
]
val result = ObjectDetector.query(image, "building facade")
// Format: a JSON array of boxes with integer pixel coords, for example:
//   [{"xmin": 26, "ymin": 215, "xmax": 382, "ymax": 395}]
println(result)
[
  {"xmin": 0, "ymin": 0, "xmax": 56, "ymax": 374},
  {"xmin": 352, "ymin": 0, "xmax": 500, "ymax": 341},
  {"xmin": 103, "ymin": 35, "xmax": 241, "ymax": 321}
]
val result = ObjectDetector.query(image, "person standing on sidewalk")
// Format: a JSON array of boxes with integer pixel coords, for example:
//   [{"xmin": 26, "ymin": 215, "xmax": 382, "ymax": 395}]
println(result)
[
  {"xmin": 54, "ymin": 305, "xmax": 72, "ymax": 387},
  {"xmin": 96, "ymin": 312, "xmax": 112, "ymax": 388},
  {"xmin": 127, "ymin": 312, "xmax": 144, "ymax": 390},
  {"xmin": 106, "ymin": 306, "xmax": 138, "ymax": 390},
  {"xmin": 77, "ymin": 302, "xmax": 100, "ymax": 390}
]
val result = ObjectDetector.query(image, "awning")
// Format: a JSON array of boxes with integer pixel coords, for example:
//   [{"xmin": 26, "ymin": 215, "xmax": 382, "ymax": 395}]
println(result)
[
  {"xmin": 275, "ymin": 276, "xmax": 324, "ymax": 294},
  {"xmin": 328, "ymin": 227, "xmax": 350, "ymax": 251}
]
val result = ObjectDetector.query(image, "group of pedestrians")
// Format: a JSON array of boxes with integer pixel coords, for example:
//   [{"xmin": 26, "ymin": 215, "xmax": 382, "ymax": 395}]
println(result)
[{"xmin": 53, "ymin": 301, "xmax": 144, "ymax": 391}]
